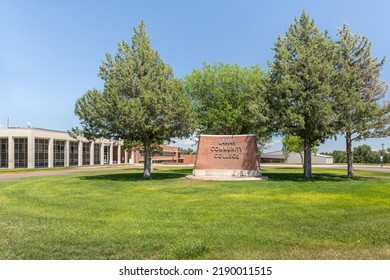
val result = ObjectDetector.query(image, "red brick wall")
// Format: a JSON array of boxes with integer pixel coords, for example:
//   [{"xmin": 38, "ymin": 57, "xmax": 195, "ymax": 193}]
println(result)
[
  {"xmin": 194, "ymin": 135, "xmax": 259, "ymax": 170},
  {"xmin": 135, "ymin": 145, "xmax": 179, "ymax": 163},
  {"xmin": 181, "ymin": 154, "xmax": 197, "ymax": 164}
]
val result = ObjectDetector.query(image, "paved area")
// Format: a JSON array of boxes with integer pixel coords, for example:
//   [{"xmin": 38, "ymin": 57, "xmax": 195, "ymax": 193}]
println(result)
[{"xmin": 0, "ymin": 165, "xmax": 138, "ymax": 182}]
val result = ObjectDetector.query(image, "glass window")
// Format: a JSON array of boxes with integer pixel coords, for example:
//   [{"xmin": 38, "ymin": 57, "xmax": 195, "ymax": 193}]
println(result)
[
  {"xmin": 162, "ymin": 151, "xmax": 176, "ymax": 156},
  {"xmin": 82, "ymin": 143, "xmax": 90, "ymax": 165},
  {"xmin": 103, "ymin": 145, "xmax": 110, "ymax": 164},
  {"xmin": 35, "ymin": 139, "xmax": 49, "ymax": 168},
  {"xmin": 54, "ymin": 140, "xmax": 65, "ymax": 167},
  {"xmin": 14, "ymin": 138, "xmax": 28, "ymax": 168},
  {"xmin": 0, "ymin": 138, "xmax": 8, "ymax": 168},
  {"xmin": 69, "ymin": 142, "xmax": 79, "ymax": 166},
  {"xmin": 94, "ymin": 143, "xmax": 100, "ymax": 165}
]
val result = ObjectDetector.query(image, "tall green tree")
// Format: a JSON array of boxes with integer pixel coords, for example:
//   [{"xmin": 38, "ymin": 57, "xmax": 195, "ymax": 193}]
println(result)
[
  {"xmin": 353, "ymin": 144, "xmax": 377, "ymax": 164},
  {"xmin": 331, "ymin": 150, "xmax": 348, "ymax": 163},
  {"xmin": 282, "ymin": 135, "xmax": 304, "ymax": 165},
  {"xmin": 74, "ymin": 21, "xmax": 196, "ymax": 179},
  {"xmin": 184, "ymin": 62, "xmax": 270, "ymax": 142},
  {"xmin": 335, "ymin": 24, "xmax": 389, "ymax": 178},
  {"xmin": 267, "ymin": 11, "xmax": 337, "ymax": 179}
]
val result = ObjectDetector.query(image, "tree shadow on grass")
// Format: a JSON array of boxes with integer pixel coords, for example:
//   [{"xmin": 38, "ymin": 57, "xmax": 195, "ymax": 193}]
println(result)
[
  {"xmin": 262, "ymin": 171, "xmax": 371, "ymax": 182},
  {"xmin": 80, "ymin": 169, "xmax": 190, "ymax": 182}
]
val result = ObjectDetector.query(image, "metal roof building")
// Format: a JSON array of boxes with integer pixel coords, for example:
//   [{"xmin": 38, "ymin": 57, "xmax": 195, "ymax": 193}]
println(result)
[{"xmin": 261, "ymin": 150, "xmax": 333, "ymax": 164}]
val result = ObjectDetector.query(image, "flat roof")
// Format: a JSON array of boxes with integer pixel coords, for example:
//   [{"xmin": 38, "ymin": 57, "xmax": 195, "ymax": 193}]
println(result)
[{"xmin": 3, "ymin": 127, "xmax": 68, "ymax": 133}]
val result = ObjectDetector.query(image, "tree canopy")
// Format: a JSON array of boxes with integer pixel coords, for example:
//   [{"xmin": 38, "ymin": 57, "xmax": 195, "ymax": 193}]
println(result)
[
  {"xmin": 184, "ymin": 62, "xmax": 270, "ymax": 143},
  {"xmin": 282, "ymin": 135, "xmax": 304, "ymax": 165},
  {"xmin": 74, "ymin": 21, "xmax": 196, "ymax": 178},
  {"xmin": 334, "ymin": 24, "xmax": 389, "ymax": 178},
  {"xmin": 267, "ymin": 11, "xmax": 338, "ymax": 178}
]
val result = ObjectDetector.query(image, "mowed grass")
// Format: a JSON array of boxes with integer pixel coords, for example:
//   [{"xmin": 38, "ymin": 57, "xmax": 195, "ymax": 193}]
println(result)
[{"xmin": 0, "ymin": 166, "xmax": 389, "ymax": 260}]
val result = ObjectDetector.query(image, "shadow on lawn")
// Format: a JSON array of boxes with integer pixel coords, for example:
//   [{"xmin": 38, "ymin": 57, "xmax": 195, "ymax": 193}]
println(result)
[
  {"xmin": 80, "ymin": 169, "xmax": 190, "ymax": 182},
  {"xmin": 261, "ymin": 171, "xmax": 369, "ymax": 182}
]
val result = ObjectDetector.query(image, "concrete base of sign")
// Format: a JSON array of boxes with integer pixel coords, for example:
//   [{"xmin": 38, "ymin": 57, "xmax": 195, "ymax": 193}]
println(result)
[
  {"xmin": 186, "ymin": 173, "xmax": 267, "ymax": 181},
  {"xmin": 192, "ymin": 169, "xmax": 261, "ymax": 177}
]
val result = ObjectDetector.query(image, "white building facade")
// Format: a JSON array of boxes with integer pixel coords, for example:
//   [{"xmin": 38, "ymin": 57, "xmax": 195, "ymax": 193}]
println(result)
[{"xmin": 0, "ymin": 127, "xmax": 131, "ymax": 169}]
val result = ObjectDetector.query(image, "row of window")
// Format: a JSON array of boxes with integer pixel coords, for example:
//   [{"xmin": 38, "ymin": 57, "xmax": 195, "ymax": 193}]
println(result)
[
  {"xmin": 0, "ymin": 138, "xmax": 112, "ymax": 168},
  {"xmin": 139, "ymin": 151, "xmax": 177, "ymax": 157}
]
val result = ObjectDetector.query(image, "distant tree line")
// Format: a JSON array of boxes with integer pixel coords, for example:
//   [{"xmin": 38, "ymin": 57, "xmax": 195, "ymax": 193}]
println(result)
[
  {"xmin": 178, "ymin": 147, "xmax": 195, "ymax": 155},
  {"xmin": 322, "ymin": 144, "xmax": 390, "ymax": 164},
  {"xmin": 73, "ymin": 12, "xmax": 389, "ymax": 179}
]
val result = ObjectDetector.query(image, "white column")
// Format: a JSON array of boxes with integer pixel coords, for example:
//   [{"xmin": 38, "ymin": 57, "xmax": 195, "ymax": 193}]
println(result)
[
  {"xmin": 100, "ymin": 143, "xmax": 104, "ymax": 165},
  {"xmin": 109, "ymin": 141, "xmax": 114, "ymax": 165},
  {"xmin": 78, "ymin": 141, "xmax": 83, "ymax": 166},
  {"xmin": 27, "ymin": 136, "xmax": 34, "ymax": 168},
  {"xmin": 117, "ymin": 144, "xmax": 121, "ymax": 164},
  {"xmin": 8, "ymin": 136, "xmax": 14, "ymax": 169},
  {"xmin": 125, "ymin": 149, "xmax": 129, "ymax": 164},
  {"xmin": 90, "ymin": 142, "xmax": 94, "ymax": 166},
  {"xmin": 65, "ymin": 140, "xmax": 70, "ymax": 167},
  {"xmin": 48, "ymin": 138, "xmax": 54, "ymax": 168},
  {"xmin": 131, "ymin": 150, "xmax": 135, "ymax": 164}
]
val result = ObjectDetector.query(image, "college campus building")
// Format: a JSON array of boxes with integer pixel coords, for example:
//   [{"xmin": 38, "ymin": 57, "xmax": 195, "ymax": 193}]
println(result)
[
  {"xmin": 261, "ymin": 150, "xmax": 333, "ymax": 164},
  {"xmin": 0, "ymin": 127, "xmax": 184, "ymax": 169}
]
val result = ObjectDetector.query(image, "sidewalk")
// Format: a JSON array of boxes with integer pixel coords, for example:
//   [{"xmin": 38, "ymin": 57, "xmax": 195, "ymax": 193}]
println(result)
[{"xmin": 0, "ymin": 165, "xmax": 137, "ymax": 181}]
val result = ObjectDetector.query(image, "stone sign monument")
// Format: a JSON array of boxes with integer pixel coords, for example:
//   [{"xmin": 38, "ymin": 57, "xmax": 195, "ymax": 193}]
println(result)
[{"xmin": 189, "ymin": 134, "xmax": 262, "ymax": 180}]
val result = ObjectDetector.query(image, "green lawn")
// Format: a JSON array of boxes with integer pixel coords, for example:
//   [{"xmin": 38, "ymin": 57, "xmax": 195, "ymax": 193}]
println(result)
[{"xmin": 0, "ymin": 167, "xmax": 389, "ymax": 260}]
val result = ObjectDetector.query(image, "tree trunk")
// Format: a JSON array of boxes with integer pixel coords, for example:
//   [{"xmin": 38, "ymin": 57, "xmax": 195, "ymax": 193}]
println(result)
[
  {"xmin": 346, "ymin": 132, "xmax": 354, "ymax": 179},
  {"xmin": 299, "ymin": 153, "xmax": 304, "ymax": 168},
  {"xmin": 303, "ymin": 137, "xmax": 312, "ymax": 179},
  {"xmin": 143, "ymin": 142, "xmax": 152, "ymax": 179}
]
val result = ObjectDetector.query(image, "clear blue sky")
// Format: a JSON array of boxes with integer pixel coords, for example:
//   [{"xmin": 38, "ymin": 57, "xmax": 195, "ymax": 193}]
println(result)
[{"xmin": 1, "ymin": 0, "xmax": 389, "ymax": 152}]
